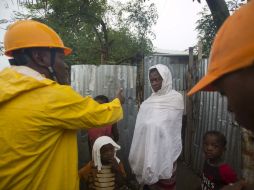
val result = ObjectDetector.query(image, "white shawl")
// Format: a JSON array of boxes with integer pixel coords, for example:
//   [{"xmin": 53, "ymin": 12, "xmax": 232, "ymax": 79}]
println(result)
[
  {"xmin": 92, "ymin": 136, "xmax": 120, "ymax": 171},
  {"xmin": 128, "ymin": 64, "xmax": 184, "ymax": 185}
]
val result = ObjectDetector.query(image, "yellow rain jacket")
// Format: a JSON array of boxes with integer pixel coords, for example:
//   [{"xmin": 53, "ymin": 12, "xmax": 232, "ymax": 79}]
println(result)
[{"xmin": 0, "ymin": 66, "xmax": 123, "ymax": 190}]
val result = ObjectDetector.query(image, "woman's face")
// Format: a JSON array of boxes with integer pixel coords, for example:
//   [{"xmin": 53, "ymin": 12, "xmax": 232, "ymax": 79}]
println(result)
[{"xmin": 149, "ymin": 69, "xmax": 163, "ymax": 92}]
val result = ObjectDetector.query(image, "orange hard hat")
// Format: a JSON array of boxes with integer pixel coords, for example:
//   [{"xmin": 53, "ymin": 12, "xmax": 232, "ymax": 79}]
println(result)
[
  {"xmin": 4, "ymin": 20, "xmax": 72, "ymax": 57},
  {"xmin": 188, "ymin": 1, "xmax": 254, "ymax": 96}
]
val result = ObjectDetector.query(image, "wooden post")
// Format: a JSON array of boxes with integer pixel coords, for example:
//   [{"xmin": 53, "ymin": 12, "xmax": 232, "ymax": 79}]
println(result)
[
  {"xmin": 185, "ymin": 47, "xmax": 194, "ymax": 164},
  {"xmin": 136, "ymin": 53, "xmax": 144, "ymax": 109}
]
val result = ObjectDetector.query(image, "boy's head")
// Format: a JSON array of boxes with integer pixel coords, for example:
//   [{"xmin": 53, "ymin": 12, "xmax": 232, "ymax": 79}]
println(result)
[
  {"xmin": 203, "ymin": 131, "xmax": 227, "ymax": 162},
  {"xmin": 100, "ymin": 143, "xmax": 115, "ymax": 165},
  {"xmin": 94, "ymin": 95, "xmax": 109, "ymax": 104},
  {"xmin": 92, "ymin": 136, "xmax": 120, "ymax": 170}
]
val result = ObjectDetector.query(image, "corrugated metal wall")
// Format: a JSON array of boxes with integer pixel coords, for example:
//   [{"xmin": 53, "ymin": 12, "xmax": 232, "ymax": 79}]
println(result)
[
  {"xmin": 143, "ymin": 57, "xmax": 242, "ymax": 176},
  {"xmin": 191, "ymin": 59, "xmax": 242, "ymax": 175},
  {"xmin": 71, "ymin": 57, "xmax": 243, "ymax": 186},
  {"xmin": 71, "ymin": 65, "xmax": 137, "ymax": 179}
]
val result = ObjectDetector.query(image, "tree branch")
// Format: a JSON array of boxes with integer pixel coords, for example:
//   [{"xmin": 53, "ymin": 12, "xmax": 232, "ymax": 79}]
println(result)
[{"xmin": 205, "ymin": 0, "xmax": 230, "ymax": 30}]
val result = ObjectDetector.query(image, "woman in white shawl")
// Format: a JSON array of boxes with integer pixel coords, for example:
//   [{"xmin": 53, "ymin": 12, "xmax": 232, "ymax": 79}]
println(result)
[{"xmin": 128, "ymin": 64, "xmax": 184, "ymax": 189}]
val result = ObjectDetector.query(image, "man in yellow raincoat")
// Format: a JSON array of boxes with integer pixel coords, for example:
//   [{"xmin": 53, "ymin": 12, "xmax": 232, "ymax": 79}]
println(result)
[{"xmin": 0, "ymin": 20, "xmax": 124, "ymax": 190}]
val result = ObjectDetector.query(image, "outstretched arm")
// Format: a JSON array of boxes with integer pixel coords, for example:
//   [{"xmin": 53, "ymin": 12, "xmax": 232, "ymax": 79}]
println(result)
[
  {"xmin": 45, "ymin": 85, "xmax": 124, "ymax": 129},
  {"xmin": 220, "ymin": 180, "xmax": 246, "ymax": 190}
]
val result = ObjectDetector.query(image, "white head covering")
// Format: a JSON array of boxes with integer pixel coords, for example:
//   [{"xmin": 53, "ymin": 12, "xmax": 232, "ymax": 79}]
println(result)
[
  {"xmin": 92, "ymin": 136, "xmax": 120, "ymax": 171},
  {"xmin": 146, "ymin": 64, "xmax": 184, "ymax": 110},
  {"xmin": 129, "ymin": 64, "xmax": 184, "ymax": 185},
  {"xmin": 149, "ymin": 64, "xmax": 172, "ymax": 95}
]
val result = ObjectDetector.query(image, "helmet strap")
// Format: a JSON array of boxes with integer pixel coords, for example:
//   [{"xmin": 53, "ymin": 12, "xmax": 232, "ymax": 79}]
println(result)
[
  {"xmin": 47, "ymin": 48, "xmax": 59, "ymax": 82},
  {"xmin": 12, "ymin": 48, "xmax": 61, "ymax": 83}
]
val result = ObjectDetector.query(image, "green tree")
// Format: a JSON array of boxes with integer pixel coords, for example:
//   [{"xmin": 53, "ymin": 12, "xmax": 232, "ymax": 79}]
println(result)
[
  {"xmin": 4, "ymin": 0, "xmax": 157, "ymax": 65},
  {"xmin": 195, "ymin": 6, "xmax": 216, "ymax": 57},
  {"xmin": 120, "ymin": 1, "xmax": 158, "ymax": 51},
  {"xmin": 204, "ymin": 0, "xmax": 230, "ymax": 30},
  {"xmin": 193, "ymin": 0, "xmax": 230, "ymax": 30},
  {"xmin": 196, "ymin": 0, "xmax": 246, "ymax": 57}
]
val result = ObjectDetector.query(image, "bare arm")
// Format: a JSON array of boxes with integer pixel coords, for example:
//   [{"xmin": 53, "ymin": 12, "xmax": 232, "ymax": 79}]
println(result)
[{"xmin": 220, "ymin": 180, "xmax": 246, "ymax": 190}]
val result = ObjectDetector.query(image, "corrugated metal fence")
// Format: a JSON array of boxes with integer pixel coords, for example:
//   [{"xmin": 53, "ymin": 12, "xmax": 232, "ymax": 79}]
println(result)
[
  {"xmin": 190, "ymin": 59, "xmax": 242, "ymax": 175},
  {"xmin": 71, "ymin": 65, "xmax": 137, "ymax": 179},
  {"xmin": 71, "ymin": 57, "xmax": 242, "ymax": 185},
  {"xmin": 143, "ymin": 56, "xmax": 242, "ymax": 176}
]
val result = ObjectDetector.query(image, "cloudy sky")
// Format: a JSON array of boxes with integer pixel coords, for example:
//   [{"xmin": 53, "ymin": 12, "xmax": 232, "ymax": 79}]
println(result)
[
  {"xmin": 0, "ymin": 0, "xmax": 206, "ymax": 70},
  {"xmin": 150, "ymin": 0, "xmax": 205, "ymax": 50}
]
